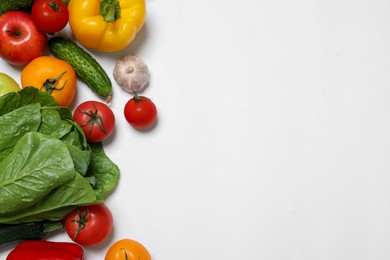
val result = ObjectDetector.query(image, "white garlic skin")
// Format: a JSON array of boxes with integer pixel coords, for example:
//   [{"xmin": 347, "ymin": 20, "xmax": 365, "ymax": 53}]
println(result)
[{"xmin": 113, "ymin": 55, "xmax": 150, "ymax": 93}]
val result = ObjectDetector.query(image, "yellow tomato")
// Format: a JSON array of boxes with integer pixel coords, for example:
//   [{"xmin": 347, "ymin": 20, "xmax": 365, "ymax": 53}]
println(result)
[
  {"xmin": 105, "ymin": 239, "xmax": 151, "ymax": 260},
  {"xmin": 21, "ymin": 56, "xmax": 76, "ymax": 106}
]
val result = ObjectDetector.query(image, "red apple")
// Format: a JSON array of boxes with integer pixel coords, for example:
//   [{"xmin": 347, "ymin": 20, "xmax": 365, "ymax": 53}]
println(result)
[{"xmin": 0, "ymin": 11, "xmax": 48, "ymax": 65}]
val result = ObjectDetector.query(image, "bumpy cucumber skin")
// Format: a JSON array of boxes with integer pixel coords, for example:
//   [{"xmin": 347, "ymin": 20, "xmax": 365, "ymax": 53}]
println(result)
[
  {"xmin": 48, "ymin": 37, "xmax": 112, "ymax": 99},
  {"xmin": 0, "ymin": 222, "xmax": 45, "ymax": 246},
  {"xmin": 0, "ymin": 0, "xmax": 35, "ymax": 14}
]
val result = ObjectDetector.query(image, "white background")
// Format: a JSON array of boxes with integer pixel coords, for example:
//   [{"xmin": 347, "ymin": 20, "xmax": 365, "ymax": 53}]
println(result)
[{"xmin": 1, "ymin": 0, "xmax": 390, "ymax": 259}]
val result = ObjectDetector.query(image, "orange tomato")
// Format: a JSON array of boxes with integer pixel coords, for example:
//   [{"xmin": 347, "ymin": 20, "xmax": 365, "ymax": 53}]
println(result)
[
  {"xmin": 105, "ymin": 239, "xmax": 151, "ymax": 260},
  {"xmin": 21, "ymin": 56, "xmax": 76, "ymax": 106}
]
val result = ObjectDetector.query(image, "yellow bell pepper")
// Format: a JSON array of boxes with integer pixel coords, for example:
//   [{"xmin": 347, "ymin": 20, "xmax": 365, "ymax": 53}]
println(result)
[{"xmin": 68, "ymin": 0, "xmax": 146, "ymax": 52}]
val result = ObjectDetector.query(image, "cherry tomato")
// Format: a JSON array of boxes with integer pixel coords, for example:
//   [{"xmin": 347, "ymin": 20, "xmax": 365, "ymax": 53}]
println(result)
[
  {"xmin": 21, "ymin": 56, "xmax": 76, "ymax": 106},
  {"xmin": 31, "ymin": 0, "xmax": 69, "ymax": 33},
  {"xmin": 73, "ymin": 101, "xmax": 115, "ymax": 142},
  {"xmin": 124, "ymin": 94, "xmax": 157, "ymax": 129},
  {"xmin": 64, "ymin": 204, "xmax": 113, "ymax": 247},
  {"xmin": 105, "ymin": 239, "xmax": 151, "ymax": 260}
]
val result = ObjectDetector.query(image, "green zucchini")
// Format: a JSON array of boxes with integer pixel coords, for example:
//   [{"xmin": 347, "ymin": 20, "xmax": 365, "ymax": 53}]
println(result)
[
  {"xmin": 48, "ymin": 37, "xmax": 112, "ymax": 101},
  {"xmin": 0, "ymin": 221, "xmax": 63, "ymax": 247},
  {"xmin": 0, "ymin": 0, "xmax": 35, "ymax": 14}
]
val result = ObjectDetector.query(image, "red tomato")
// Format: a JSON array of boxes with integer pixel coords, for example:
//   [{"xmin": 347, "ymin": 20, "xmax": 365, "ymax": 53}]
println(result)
[
  {"xmin": 124, "ymin": 95, "xmax": 157, "ymax": 129},
  {"xmin": 64, "ymin": 204, "xmax": 113, "ymax": 246},
  {"xmin": 73, "ymin": 100, "xmax": 115, "ymax": 143},
  {"xmin": 31, "ymin": 0, "xmax": 69, "ymax": 33}
]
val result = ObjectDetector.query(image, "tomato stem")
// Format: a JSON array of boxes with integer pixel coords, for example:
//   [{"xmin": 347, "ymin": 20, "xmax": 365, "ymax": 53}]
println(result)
[
  {"xmin": 133, "ymin": 92, "xmax": 141, "ymax": 103},
  {"xmin": 71, "ymin": 208, "xmax": 90, "ymax": 239},
  {"xmin": 48, "ymin": 0, "xmax": 61, "ymax": 11},
  {"xmin": 80, "ymin": 102, "xmax": 108, "ymax": 136},
  {"xmin": 132, "ymin": 92, "xmax": 152, "ymax": 109},
  {"xmin": 41, "ymin": 71, "xmax": 68, "ymax": 94},
  {"xmin": 120, "ymin": 248, "xmax": 129, "ymax": 260}
]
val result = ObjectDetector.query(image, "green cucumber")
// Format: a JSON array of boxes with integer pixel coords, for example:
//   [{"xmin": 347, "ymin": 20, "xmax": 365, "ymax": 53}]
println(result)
[
  {"xmin": 0, "ymin": 221, "xmax": 63, "ymax": 247},
  {"xmin": 48, "ymin": 37, "xmax": 112, "ymax": 101},
  {"xmin": 0, "ymin": 0, "xmax": 35, "ymax": 14}
]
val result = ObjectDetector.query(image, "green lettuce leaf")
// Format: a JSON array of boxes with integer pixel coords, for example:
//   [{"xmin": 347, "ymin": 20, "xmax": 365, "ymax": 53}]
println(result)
[
  {"xmin": 0, "ymin": 132, "xmax": 75, "ymax": 214},
  {"xmin": 0, "ymin": 104, "xmax": 41, "ymax": 162},
  {"xmin": 87, "ymin": 142, "xmax": 120, "ymax": 198},
  {"xmin": 0, "ymin": 172, "xmax": 98, "ymax": 223},
  {"xmin": 0, "ymin": 87, "xmax": 56, "ymax": 117},
  {"xmin": 38, "ymin": 108, "xmax": 73, "ymax": 139}
]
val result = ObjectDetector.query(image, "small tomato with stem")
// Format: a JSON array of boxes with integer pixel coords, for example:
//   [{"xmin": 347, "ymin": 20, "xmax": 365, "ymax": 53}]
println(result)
[
  {"xmin": 105, "ymin": 239, "xmax": 151, "ymax": 260},
  {"xmin": 65, "ymin": 204, "xmax": 113, "ymax": 247},
  {"xmin": 73, "ymin": 100, "xmax": 115, "ymax": 142},
  {"xmin": 124, "ymin": 93, "xmax": 157, "ymax": 130},
  {"xmin": 21, "ymin": 56, "xmax": 76, "ymax": 106},
  {"xmin": 31, "ymin": 0, "xmax": 69, "ymax": 33}
]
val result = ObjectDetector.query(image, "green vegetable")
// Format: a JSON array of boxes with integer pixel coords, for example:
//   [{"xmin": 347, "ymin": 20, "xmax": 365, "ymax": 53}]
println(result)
[
  {"xmin": 0, "ymin": 132, "xmax": 75, "ymax": 214},
  {"xmin": 48, "ymin": 36, "xmax": 112, "ymax": 102},
  {"xmin": 0, "ymin": 87, "xmax": 119, "ymax": 224},
  {"xmin": 0, "ymin": 221, "xmax": 62, "ymax": 246},
  {"xmin": 0, "ymin": 0, "xmax": 35, "ymax": 14},
  {"xmin": 0, "ymin": 104, "xmax": 41, "ymax": 161},
  {"xmin": 86, "ymin": 142, "xmax": 120, "ymax": 198}
]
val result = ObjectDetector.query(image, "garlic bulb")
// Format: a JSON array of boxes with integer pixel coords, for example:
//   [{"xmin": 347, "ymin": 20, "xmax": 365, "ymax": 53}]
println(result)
[{"xmin": 113, "ymin": 55, "xmax": 149, "ymax": 93}]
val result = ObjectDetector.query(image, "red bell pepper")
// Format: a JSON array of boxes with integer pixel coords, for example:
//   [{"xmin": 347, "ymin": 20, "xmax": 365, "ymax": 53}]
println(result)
[{"xmin": 6, "ymin": 240, "xmax": 84, "ymax": 260}]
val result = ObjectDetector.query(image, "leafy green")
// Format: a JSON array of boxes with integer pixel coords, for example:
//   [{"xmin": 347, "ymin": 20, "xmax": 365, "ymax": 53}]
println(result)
[
  {"xmin": 0, "ymin": 104, "xmax": 41, "ymax": 161},
  {"xmin": 0, "ymin": 87, "xmax": 120, "ymax": 224},
  {"xmin": 87, "ymin": 142, "xmax": 120, "ymax": 198},
  {"xmin": 38, "ymin": 108, "xmax": 73, "ymax": 139},
  {"xmin": 0, "ymin": 87, "xmax": 56, "ymax": 117},
  {"xmin": 0, "ymin": 173, "xmax": 98, "ymax": 223},
  {"xmin": 66, "ymin": 144, "xmax": 91, "ymax": 176},
  {"xmin": 0, "ymin": 132, "xmax": 75, "ymax": 214}
]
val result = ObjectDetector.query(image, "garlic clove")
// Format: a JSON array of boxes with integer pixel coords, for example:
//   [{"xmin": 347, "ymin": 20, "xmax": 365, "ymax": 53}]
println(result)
[{"xmin": 113, "ymin": 55, "xmax": 150, "ymax": 93}]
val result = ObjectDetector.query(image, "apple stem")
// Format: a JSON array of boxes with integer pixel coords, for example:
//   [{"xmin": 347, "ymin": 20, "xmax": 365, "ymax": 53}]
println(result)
[{"xmin": 5, "ymin": 30, "xmax": 22, "ymax": 37}]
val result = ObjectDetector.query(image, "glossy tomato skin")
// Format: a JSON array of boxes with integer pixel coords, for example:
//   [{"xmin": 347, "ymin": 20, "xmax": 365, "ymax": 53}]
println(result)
[
  {"xmin": 0, "ymin": 11, "xmax": 47, "ymax": 65},
  {"xmin": 73, "ymin": 101, "xmax": 115, "ymax": 142},
  {"xmin": 105, "ymin": 239, "xmax": 151, "ymax": 260},
  {"xmin": 124, "ymin": 96, "xmax": 157, "ymax": 129},
  {"xmin": 65, "ymin": 204, "xmax": 113, "ymax": 247},
  {"xmin": 31, "ymin": 0, "xmax": 69, "ymax": 33},
  {"xmin": 21, "ymin": 56, "xmax": 76, "ymax": 106}
]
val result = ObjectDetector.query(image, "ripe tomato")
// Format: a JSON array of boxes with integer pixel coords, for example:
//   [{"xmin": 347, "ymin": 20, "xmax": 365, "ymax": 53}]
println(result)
[
  {"xmin": 65, "ymin": 204, "xmax": 113, "ymax": 247},
  {"xmin": 73, "ymin": 100, "xmax": 115, "ymax": 142},
  {"xmin": 124, "ymin": 94, "xmax": 157, "ymax": 129},
  {"xmin": 105, "ymin": 239, "xmax": 151, "ymax": 260},
  {"xmin": 31, "ymin": 0, "xmax": 69, "ymax": 33},
  {"xmin": 21, "ymin": 56, "xmax": 76, "ymax": 106}
]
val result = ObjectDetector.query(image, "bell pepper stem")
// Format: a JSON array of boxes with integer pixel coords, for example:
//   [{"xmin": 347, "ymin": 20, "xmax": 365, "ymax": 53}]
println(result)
[{"xmin": 100, "ymin": 0, "xmax": 121, "ymax": 22}]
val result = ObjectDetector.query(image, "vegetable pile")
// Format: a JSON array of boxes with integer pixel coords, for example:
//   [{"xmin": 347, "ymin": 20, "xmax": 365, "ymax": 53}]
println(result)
[
  {"xmin": 0, "ymin": 0, "xmax": 154, "ymax": 258},
  {"xmin": 0, "ymin": 87, "xmax": 119, "ymax": 224}
]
